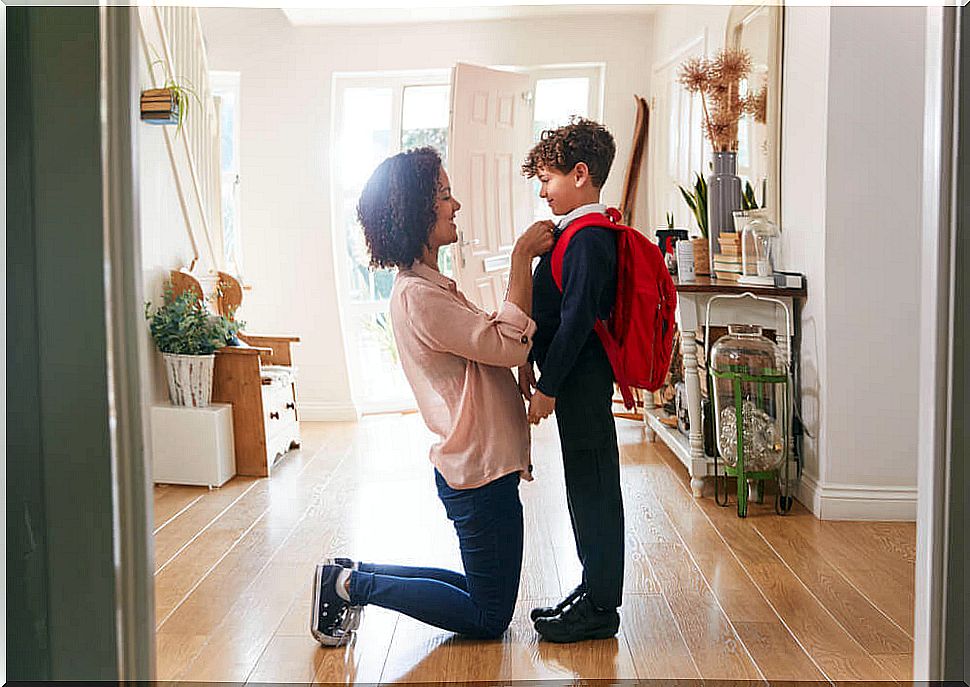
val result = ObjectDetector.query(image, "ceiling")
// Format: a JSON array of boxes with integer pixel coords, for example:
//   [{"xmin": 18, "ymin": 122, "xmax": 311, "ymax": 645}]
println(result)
[{"xmin": 282, "ymin": 4, "xmax": 657, "ymax": 27}]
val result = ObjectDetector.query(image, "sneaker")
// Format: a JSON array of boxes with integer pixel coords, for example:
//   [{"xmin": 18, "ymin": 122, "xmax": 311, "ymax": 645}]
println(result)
[
  {"xmin": 310, "ymin": 564, "xmax": 352, "ymax": 646},
  {"xmin": 534, "ymin": 594, "xmax": 620, "ymax": 643},
  {"xmin": 322, "ymin": 557, "xmax": 363, "ymax": 632},
  {"xmin": 330, "ymin": 556, "xmax": 358, "ymax": 570}
]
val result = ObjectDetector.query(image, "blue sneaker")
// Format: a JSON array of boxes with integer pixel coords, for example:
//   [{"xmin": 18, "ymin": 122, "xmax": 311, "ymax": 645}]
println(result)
[
  {"xmin": 310, "ymin": 564, "xmax": 352, "ymax": 646},
  {"xmin": 322, "ymin": 557, "xmax": 363, "ymax": 631}
]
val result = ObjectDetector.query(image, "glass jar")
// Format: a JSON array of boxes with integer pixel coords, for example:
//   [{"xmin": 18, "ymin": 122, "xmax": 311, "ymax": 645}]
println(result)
[
  {"xmin": 739, "ymin": 211, "xmax": 779, "ymax": 286},
  {"xmin": 710, "ymin": 324, "xmax": 786, "ymax": 472}
]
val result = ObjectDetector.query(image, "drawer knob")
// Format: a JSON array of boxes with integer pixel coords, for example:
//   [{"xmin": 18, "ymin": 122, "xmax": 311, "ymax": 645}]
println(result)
[
  {"xmin": 286, "ymin": 402, "xmax": 295, "ymax": 410},
  {"xmin": 270, "ymin": 411, "xmax": 280, "ymax": 420}
]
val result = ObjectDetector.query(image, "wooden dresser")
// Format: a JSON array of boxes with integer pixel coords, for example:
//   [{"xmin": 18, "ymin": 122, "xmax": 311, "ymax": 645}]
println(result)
[{"xmin": 212, "ymin": 334, "xmax": 301, "ymax": 477}]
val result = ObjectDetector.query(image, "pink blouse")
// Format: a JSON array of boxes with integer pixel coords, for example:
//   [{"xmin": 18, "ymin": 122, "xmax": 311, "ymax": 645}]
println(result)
[{"xmin": 390, "ymin": 262, "xmax": 536, "ymax": 489}]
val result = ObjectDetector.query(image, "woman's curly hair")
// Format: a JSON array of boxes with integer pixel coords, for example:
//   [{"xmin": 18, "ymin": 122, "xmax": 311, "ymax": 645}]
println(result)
[
  {"xmin": 522, "ymin": 117, "xmax": 616, "ymax": 188},
  {"xmin": 357, "ymin": 147, "xmax": 442, "ymax": 269}
]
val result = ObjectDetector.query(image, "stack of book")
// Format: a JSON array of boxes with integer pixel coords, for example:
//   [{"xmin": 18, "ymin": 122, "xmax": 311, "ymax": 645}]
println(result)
[
  {"xmin": 141, "ymin": 88, "xmax": 179, "ymax": 125},
  {"xmin": 713, "ymin": 234, "xmax": 742, "ymax": 282}
]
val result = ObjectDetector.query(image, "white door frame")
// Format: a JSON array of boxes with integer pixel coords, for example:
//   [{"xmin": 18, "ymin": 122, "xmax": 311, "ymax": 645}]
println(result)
[
  {"xmin": 914, "ymin": 5, "xmax": 958, "ymax": 681},
  {"xmin": 93, "ymin": 9, "xmax": 960, "ymax": 681}
]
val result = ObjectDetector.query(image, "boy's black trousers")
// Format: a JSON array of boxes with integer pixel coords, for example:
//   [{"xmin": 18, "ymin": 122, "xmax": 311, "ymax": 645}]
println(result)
[{"xmin": 550, "ymin": 338, "xmax": 625, "ymax": 611}]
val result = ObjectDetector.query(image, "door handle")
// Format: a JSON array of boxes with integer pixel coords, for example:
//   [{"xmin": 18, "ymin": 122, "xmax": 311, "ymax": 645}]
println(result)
[{"xmin": 456, "ymin": 231, "xmax": 480, "ymax": 268}]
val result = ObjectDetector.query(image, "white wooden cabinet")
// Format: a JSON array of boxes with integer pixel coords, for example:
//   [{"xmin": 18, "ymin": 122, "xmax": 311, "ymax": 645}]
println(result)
[{"xmin": 151, "ymin": 403, "xmax": 235, "ymax": 488}]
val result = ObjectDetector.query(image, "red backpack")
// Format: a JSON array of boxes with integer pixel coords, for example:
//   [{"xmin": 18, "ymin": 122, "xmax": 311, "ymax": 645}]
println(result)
[{"xmin": 551, "ymin": 207, "xmax": 677, "ymax": 409}]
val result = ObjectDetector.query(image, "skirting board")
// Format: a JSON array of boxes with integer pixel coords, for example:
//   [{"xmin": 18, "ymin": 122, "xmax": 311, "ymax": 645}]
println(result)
[
  {"xmin": 797, "ymin": 473, "xmax": 917, "ymax": 521},
  {"xmin": 298, "ymin": 401, "xmax": 360, "ymax": 422}
]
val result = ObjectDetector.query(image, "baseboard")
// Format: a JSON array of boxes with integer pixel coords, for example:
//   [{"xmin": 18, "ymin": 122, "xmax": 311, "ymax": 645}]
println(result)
[
  {"xmin": 797, "ymin": 473, "xmax": 917, "ymax": 521},
  {"xmin": 298, "ymin": 400, "xmax": 360, "ymax": 422}
]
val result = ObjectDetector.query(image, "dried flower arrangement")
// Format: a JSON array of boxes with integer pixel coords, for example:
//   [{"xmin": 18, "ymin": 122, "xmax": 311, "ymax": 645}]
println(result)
[{"xmin": 679, "ymin": 49, "xmax": 764, "ymax": 152}]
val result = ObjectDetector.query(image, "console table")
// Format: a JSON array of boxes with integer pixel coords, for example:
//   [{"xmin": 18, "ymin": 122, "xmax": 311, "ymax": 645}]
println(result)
[{"xmin": 643, "ymin": 276, "xmax": 807, "ymax": 498}]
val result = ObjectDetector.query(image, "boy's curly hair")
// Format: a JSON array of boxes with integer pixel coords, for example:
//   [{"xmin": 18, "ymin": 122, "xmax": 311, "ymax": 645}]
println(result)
[
  {"xmin": 522, "ymin": 117, "xmax": 616, "ymax": 188},
  {"xmin": 357, "ymin": 147, "xmax": 442, "ymax": 269}
]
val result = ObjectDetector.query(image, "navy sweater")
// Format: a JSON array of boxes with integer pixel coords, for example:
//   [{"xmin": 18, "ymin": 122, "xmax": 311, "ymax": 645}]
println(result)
[{"xmin": 530, "ymin": 225, "xmax": 617, "ymax": 397}]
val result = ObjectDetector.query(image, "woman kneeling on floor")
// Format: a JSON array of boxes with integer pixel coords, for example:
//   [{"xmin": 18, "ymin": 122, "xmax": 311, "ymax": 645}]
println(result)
[{"xmin": 310, "ymin": 147, "xmax": 554, "ymax": 646}]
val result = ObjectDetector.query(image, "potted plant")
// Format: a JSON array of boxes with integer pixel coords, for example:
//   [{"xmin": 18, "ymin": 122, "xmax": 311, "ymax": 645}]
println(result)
[
  {"xmin": 145, "ymin": 284, "xmax": 242, "ymax": 407},
  {"xmin": 679, "ymin": 173, "xmax": 711, "ymax": 276},
  {"xmin": 141, "ymin": 55, "xmax": 201, "ymax": 135},
  {"xmin": 679, "ymin": 48, "xmax": 759, "ymax": 253}
]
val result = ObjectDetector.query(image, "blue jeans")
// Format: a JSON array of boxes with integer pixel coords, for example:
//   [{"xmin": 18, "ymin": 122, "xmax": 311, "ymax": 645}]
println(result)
[{"xmin": 348, "ymin": 469, "xmax": 523, "ymax": 639}]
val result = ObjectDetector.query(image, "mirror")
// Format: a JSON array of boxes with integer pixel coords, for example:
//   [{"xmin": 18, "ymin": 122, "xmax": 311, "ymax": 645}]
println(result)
[{"xmin": 727, "ymin": 2, "xmax": 783, "ymax": 224}]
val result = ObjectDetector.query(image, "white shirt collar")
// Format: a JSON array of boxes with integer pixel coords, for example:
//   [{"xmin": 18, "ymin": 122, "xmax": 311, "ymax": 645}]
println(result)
[{"xmin": 555, "ymin": 203, "xmax": 608, "ymax": 231}]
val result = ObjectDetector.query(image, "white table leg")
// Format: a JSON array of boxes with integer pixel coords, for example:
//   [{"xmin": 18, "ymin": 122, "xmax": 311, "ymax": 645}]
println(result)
[
  {"xmin": 681, "ymin": 328, "xmax": 707, "ymax": 498},
  {"xmin": 642, "ymin": 388, "xmax": 656, "ymax": 442}
]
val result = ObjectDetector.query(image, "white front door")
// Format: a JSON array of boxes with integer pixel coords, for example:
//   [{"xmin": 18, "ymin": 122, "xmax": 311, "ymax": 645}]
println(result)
[{"xmin": 447, "ymin": 63, "xmax": 534, "ymax": 312}]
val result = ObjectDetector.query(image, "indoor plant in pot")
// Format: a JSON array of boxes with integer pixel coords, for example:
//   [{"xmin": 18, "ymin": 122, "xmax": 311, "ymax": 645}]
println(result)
[
  {"xmin": 679, "ymin": 173, "xmax": 710, "ymax": 276},
  {"xmin": 679, "ymin": 48, "xmax": 760, "ymax": 268},
  {"xmin": 145, "ymin": 284, "xmax": 242, "ymax": 407}
]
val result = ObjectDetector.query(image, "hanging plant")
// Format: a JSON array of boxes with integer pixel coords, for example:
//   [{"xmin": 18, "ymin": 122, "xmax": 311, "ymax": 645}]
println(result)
[{"xmin": 141, "ymin": 51, "xmax": 202, "ymax": 136}]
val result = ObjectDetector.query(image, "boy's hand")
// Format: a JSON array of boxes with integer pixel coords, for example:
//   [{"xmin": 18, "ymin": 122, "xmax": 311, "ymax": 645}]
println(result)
[
  {"xmin": 513, "ymin": 220, "xmax": 556, "ymax": 258},
  {"xmin": 517, "ymin": 363, "xmax": 536, "ymax": 400},
  {"xmin": 527, "ymin": 390, "xmax": 556, "ymax": 425}
]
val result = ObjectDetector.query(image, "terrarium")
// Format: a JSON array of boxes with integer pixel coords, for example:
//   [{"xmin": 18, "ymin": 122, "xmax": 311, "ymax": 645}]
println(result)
[
  {"xmin": 709, "ymin": 323, "xmax": 792, "ymax": 516},
  {"xmin": 738, "ymin": 212, "xmax": 779, "ymax": 286}
]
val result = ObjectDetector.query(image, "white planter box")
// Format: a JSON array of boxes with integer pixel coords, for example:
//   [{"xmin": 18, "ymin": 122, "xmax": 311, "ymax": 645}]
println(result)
[{"xmin": 151, "ymin": 403, "xmax": 235, "ymax": 487}]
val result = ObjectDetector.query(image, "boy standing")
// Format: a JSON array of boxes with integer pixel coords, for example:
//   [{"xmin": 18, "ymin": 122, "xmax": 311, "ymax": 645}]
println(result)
[{"xmin": 519, "ymin": 118, "xmax": 624, "ymax": 643}]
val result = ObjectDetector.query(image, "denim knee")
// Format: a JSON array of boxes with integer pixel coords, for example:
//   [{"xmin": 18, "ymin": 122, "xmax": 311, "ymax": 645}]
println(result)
[{"xmin": 473, "ymin": 606, "xmax": 514, "ymax": 639}]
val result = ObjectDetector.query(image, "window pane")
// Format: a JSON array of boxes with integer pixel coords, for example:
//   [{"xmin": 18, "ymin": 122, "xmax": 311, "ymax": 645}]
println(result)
[
  {"xmin": 401, "ymin": 84, "xmax": 449, "ymax": 159},
  {"xmin": 340, "ymin": 87, "xmax": 394, "ymax": 189},
  {"xmin": 355, "ymin": 311, "xmax": 414, "ymax": 404},
  {"xmin": 533, "ymin": 77, "xmax": 589, "ymax": 139},
  {"xmin": 338, "ymin": 87, "xmax": 395, "ymax": 303}
]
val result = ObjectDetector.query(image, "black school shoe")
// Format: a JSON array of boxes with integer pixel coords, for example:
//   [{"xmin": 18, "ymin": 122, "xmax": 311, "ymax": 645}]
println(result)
[
  {"xmin": 310, "ymin": 564, "xmax": 353, "ymax": 646},
  {"xmin": 530, "ymin": 583, "xmax": 585, "ymax": 622},
  {"xmin": 534, "ymin": 594, "xmax": 620, "ymax": 643}
]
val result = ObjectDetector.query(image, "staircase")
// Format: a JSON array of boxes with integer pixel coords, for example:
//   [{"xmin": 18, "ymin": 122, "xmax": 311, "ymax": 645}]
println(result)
[{"xmin": 138, "ymin": 5, "xmax": 223, "ymax": 291}]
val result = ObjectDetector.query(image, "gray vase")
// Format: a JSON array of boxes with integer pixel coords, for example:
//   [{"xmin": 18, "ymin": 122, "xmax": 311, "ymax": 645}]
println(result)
[{"xmin": 708, "ymin": 151, "xmax": 742, "ymax": 248}]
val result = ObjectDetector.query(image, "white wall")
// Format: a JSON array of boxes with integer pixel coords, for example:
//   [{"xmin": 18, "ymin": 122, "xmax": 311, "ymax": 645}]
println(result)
[
  {"xmin": 197, "ymin": 8, "xmax": 655, "ymax": 419},
  {"xmin": 820, "ymin": 6, "xmax": 924, "ymax": 515},
  {"xmin": 779, "ymin": 5, "xmax": 830, "ymax": 504},
  {"xmin": 651, "ymin": 4, "xmax": 731, "ymax": 62},
  {"xmin": 136, "ymin": 23, "xmax": 212, "ymax": 405},
  {"xmin": 781, "ymin": 6, "xmax": 924, "ymax": 519}
]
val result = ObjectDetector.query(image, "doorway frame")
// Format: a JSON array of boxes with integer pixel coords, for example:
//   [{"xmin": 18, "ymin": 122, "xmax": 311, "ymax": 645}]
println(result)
[{"xmin": 88, "ymin": 7, "xmax": 963, "ymax": 682}]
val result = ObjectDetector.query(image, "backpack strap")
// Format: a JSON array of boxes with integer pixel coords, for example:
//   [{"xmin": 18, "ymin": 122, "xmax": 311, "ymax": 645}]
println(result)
[
  {"xmin": 549, "ymin": 208, "xmax": 632, "ymax": 406},
  {"xmin": 550, "ymin": 207, "xmax": 622, "ymax": 291}
]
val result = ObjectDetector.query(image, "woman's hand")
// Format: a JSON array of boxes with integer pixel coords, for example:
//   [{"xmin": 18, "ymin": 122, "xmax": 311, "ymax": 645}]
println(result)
[
  {"xmin": 527, "ymin": 390, "xmax": 556, "ymax": 425},
  {"xmin": 513, "ymin": 220, "xmax": 556, "ymax": 259},
  {"xmin": 517, "ymin": 363, "xmax": 536, "ymax": 400}
]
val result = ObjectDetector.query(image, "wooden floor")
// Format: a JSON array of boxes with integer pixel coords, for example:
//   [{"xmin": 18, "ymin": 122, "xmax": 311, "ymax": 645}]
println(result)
[{"xmin": 153, "ymin": 415, "xmax": 915, "ymax": 684}]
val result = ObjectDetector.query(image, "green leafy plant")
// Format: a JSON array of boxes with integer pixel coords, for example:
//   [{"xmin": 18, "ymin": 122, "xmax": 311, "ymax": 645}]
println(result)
[
  {"xmin": 145, "ymin": 283, "xmax": 243, "ymax": 355},
  {"xmin": 666, "ymin": 212, "xmax": 675, "ymax": 230},
  {"xmin": 741, "ymin": 180, "xmax": 760, "ymax": 211},
  {"xmin": 149, "ymin": 48, "xmax": 202, "ymax": 137},
  {"xmin": 678, "ymin": 173, "xmax": 709, "ymax": 238},
  {"xmin": 362, "ymin": 312, "xmax": 400, "ymax": 366}
]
